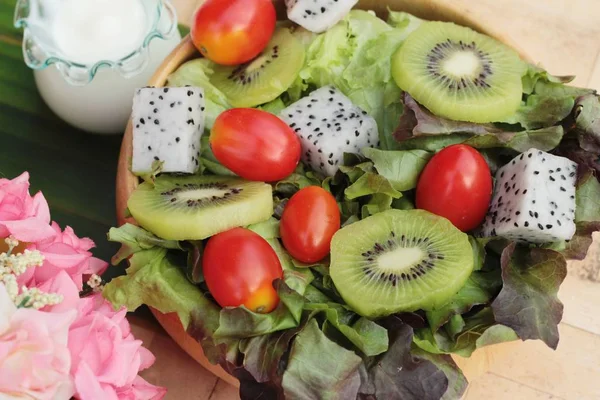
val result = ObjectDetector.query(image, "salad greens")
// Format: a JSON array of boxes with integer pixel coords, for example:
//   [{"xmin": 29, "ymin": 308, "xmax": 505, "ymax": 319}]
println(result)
[{"xmin": 104, "ymin": 7, "xmax": 600, "ymax": 400}]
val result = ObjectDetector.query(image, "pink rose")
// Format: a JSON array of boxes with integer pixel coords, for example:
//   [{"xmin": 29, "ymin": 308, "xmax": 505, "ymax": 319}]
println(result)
[
  {"xmin": 0, "ymin": 172, "xmax": 55, "ymax": 243},
  {"xmin": 21, "ymin": 222, "xmax": 108, "ymax": 290},
  {"xmin": 0, "ymin": 282, "xmax": 76, "ymax": 400},
  {"xmin": 68, "ymin": 293, "xmax": 166, "ymax": 400}
]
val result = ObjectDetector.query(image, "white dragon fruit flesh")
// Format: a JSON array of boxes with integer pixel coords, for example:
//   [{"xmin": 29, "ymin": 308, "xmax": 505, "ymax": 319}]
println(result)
[
  {"xmin": 481, "ymin": 148, "xmax": 578, "ymax": 243},
  {"xmin": 280, "ymin": 85, "xmax": 378, "ymax": 177},
  {"xmin": 285, "ymin": 0, "xmax": 358, "ymax": 33},
  {"xmin": 131, "ymin": 86, "xmax": 205, "ymax": 175}
]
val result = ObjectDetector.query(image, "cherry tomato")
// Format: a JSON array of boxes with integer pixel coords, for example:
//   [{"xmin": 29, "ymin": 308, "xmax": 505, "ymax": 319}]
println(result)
[
  {"xmin": 210, "ymin": 108, "xmax": 301, "ymax": 182},
  {"xmin": 416, "ymin": 144, "xmax": 492, "ymax": 232},
  {"xmin": 191, "ymin": 0, "xmax": 276, "ymax": 66},
  {"xmin": 280, "ymin": 186, "xmax": 341, "ymax": 263},
  {"xmin": 203, "ymin": 228, "xmax": 283, "ymax": 313}
]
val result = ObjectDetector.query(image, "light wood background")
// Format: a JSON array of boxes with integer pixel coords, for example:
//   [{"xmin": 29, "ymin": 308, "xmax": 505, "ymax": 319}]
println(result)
[{"xmin": 131, "ymin": 1, "xmax": 600, "ymax": 399}]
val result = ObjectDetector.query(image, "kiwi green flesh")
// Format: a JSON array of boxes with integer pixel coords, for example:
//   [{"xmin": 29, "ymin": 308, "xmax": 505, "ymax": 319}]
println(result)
[
  {"xmin": 127, "ymin": 175, "xmax": 273, "ymax": 241},
  {"xmin": 330, "ymin": 209, "xmax": 474, "ymax": 318},
  {"xmin": 210, "ymin": 28, "xmax": 306, "ymax": 108},
  {"xmin": 391, "ymin": 21, "xmax": 525, "ymax": 123}
]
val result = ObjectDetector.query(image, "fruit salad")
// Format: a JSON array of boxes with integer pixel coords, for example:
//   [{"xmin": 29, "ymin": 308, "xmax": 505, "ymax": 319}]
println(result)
[{"xmin": 105, "ymin": 2, "xmax": 600, "ymax": 399}]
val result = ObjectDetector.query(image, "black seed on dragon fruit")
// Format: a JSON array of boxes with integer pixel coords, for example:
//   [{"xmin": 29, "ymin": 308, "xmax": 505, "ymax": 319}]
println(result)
[
  {"xmin": 285, "ymin": 0, "xmax": 358, "ymax": 33},
  {"xmin": 131, "ymin": 87, "xmax": 205, "ymax": 175},
  {"xmin": 279, "ymin": 85, "xmax": 378, "ymax": 177},
  {"xmin": 480, "ymin": 149, "xmax": 577, "ymax": 243}
]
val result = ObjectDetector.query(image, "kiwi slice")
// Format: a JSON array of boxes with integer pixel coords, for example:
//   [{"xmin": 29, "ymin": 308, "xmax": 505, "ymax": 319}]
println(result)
[
  {"xmin": 127, "ymin": 175, "xmax": 273, "ymax": 240},
  {"xmin": 210, "ymin": 27, "xmax": 305, "ymax": 108},
  {"xmin": 391, "ymin": 21, "xmax": 525, "ymax": 123},
  {"xmin": 329, "ymin": 209, "xmax": 474, "ymax": 318}
]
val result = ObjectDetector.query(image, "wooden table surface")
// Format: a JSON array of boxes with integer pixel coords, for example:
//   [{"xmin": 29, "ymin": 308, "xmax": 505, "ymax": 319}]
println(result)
[{"xmin": 132, "ymin": 1, "xmax": 600, "ymax": 399}]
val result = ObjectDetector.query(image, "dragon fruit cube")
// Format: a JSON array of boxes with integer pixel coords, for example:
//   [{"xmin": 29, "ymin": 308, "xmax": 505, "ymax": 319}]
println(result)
[
  {"xmin": 279, "ymin": 85, "xmax": 378, "ymax": 177},
  {"xmin": 285, "ymin": 0, "xmax": 358, "ymax": 33},
  {"xmin": 481, "ymin": 148, "xmax": 578, "ymax": 243},
  {"xmin": 132, "ymin": 86, "xmax": 205, "ymax": 174}
]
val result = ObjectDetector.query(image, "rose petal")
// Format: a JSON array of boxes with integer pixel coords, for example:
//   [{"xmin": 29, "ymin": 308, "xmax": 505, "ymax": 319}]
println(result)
[
  {"xmin": 37, "ymin": 271, "xmax": 80, "ymax": 313},
  {"xmin": 73, "ymin": 361, "xmax": 118, "ymax": 400},
  {"xmin": 127, "ymin": 376, "xmax": 166, "ymax": 400},
  {"xmin": 0, "ymin": 218, "xmax": 56, "ymax": 243}
]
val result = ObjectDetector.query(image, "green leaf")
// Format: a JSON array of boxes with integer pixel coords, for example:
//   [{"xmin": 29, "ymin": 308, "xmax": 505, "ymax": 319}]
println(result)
[
  {"xmin": 572, "ymin": 94, "xmax": 600, "ymax": 153},
  {"xmin": 167, "ymin": 58, "xmax": 232, "ymax": 129},
  {"xmin": 275, "ymin": 164, "xmax": 322, "ymax": 197},
  {"xmin": 102, "ymin": 248, "xmax": 208, "ymax": 328},
  {"xmin": 182, "ymin": 240, "xmax": 204, "ymax": 284},
  {"xmin": 394, "ymin": 94, "xmax": 564, "ymax": 152},
  {"xmin": 361, "ymin": 193, "xmax": 393, "ymax": 219},
  {"xmin": 107, "ymin": 223, "xmax": 182, "ymax": 265},
  {"xmin": 282, "ymin": 319, "xmax": 363, "ymax": 400},
  {"xmin": 504, "ymin": 94, "xmax": 574, "ymax": 130},
  {"xmin": 426, "ymin": 269, "xmax": 502, "ymax": 331},
  {"xmin": 491, "ymin": 243, "xmax": 567, "ymax": 349},
  {"xmin": 214, "ymin": 279, "xmax": 305, "ymax": 339},
  {"xmin": 344, "ymin": 172, "xmax": 402, "ymax": 199},
  {"xmin": 303, "ymin": 301, "xmax": 388, "ymax": 356},
  {"xmin": 199, "ymin": 135, "xmax": 236, "ymax": 176},
  {"xmin": 257, "ymin": 97, "xmax": 287, "ymax": 115},
  {"xmin": 575, "ymin": 170, "xmax": 600, "ymax": 222},
  {"xmin": 247, "ymin": 217, "xmax": 280, "ymax": 239},
  {"xmin": 361, "ymin": 147, "xmax": 432, "ymax": 191},
  {"xmin": 470, "ymin": 236, "xmax": 487, "ymax": 271}
]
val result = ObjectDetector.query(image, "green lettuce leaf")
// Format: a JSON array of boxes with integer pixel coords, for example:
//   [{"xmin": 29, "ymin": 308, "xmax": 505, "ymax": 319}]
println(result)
[
  {"xmin": 502, "ymin": 94, "xmax": 574, "ymax": 130},
  {"xmin": 304, "ymin": 301, "xmax": 388, "ymax": 357},
  {"xmin": 491, "ymin": 243, "xmax": 567, "ymax": 349},
  {"xmin": 361, "ymin": 147, "xmax": 432, "ymax": 191},
  {"xmin": 199, "ymin": 135, "xmax": 236, "ymax": 176},
  {"xmin": 258, "ymin": 97, "xmax": 287, "ymax": 115},
  {"xmin": 167, "ymin": 58, "xmax": 231, "ymax": 129},
  {"xmin": 503, "ymin": 64, "xmax": 595, "ymax": 129},
  {"xmin": 386, "ymin": 10, "xmax": 424, "ymax": 34},
  {"xmin": 345, "ymin": 172, "xmax": 402, "ymax": 199},
  {"xmin": 425, "ymin": 269, "xmax": 502, "ymax": 332},
  {"xmin": 394, "ymin": 94, "xmax": 564, "ymax": 152},
  {"xmin": 361, "ymin": 193, "xmax": 394, "ymax": 219},
  {"xmin": 103, "ymin": 248, "xmax": 208, "ymax": 328},
  {"xmin": 414, "ymin": 308, "xmax": 518, "ymax": 358},
  {"xmin": 214, "ymin": 279, "xmax": 305, "ymax": 338},
  {"xmin": 107, "ymin": 223, "xmax": 182, "ymax": 264},
  {"xmin": 274, "ymin": 164, "xmax": 322, "ymax": 197},
  {"xmin": 282, "ymin": 319, "xmax": 363, "ymax": 400},
  {"xmin": 572, "ymin": 94, "xmax": 600, "ymax": 153}
]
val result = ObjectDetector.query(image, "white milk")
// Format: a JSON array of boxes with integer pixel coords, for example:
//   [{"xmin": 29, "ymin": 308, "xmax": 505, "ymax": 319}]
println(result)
[
  {"xmin": 22, "ymin": 0, "xmax": 181, "ymax": 134},
  {"xmin": 52, "ymin": 0, "xmax": 148, "ymax": 65}
]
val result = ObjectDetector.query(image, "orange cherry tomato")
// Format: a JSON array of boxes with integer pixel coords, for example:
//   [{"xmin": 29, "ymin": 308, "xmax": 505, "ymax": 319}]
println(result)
[
  {"xmin": 210, "ymin": 108, "xmax": 301, "ymax": 182},
  {"xmin": 191, "ymin": 0, "xmax": 276, "ymax": 65},
  {"xmin": 280, "ymin": 186, "xmax": 341, "ymax": 263},
  {"xmin": 203, "ymin": 228, "xmax": 283, "ymax": 313}
]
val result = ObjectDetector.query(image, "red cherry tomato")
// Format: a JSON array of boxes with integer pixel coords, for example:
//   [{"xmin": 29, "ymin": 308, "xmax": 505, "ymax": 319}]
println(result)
[
  {"xmin": 280, "ymin": 186, "xmax": 341, "ymax": 263},
  {"xmin": 191, "ymin": 0, "xmax": 276, "ymax": 65},
  {"xmin": 203, "ymin": 228, "xmax": 283, "ymax": 313},
  {"xmin": 416, "ymin": 144, "xmax": 492, "ymax": 232},
  {"xmin": 210, "ymin": 108, "xmax": 302, "ymax": 182}
]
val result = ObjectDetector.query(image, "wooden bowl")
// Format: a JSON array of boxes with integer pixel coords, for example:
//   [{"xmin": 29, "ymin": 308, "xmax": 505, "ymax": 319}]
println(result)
[{"xmin": 116, "ymin": 0, "xmax": 529, "ymax": 390}]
